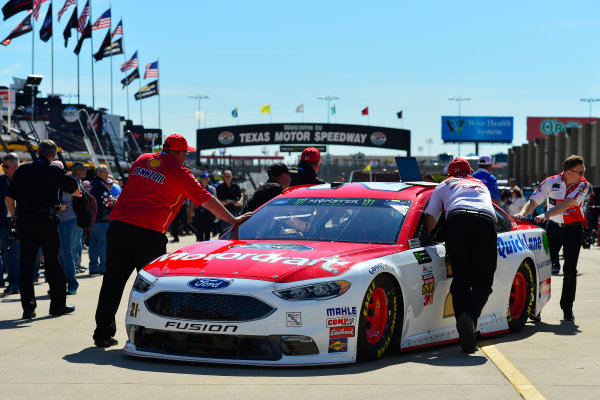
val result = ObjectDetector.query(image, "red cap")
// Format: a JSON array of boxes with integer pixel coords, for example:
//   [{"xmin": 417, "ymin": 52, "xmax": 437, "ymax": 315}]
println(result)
[
  {"xmin": 301, "ymin": 147, "xmax": 321, "ymax": 163},
  {"xmin": 163, "ymin": 134, "xmax": 196, "ymax": 152},
  {"xmin": 448, "ymin": 158, "xmax": 472, "ymax": 176}
]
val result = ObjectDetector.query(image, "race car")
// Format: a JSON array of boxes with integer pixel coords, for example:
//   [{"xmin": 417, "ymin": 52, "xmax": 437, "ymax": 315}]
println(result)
[{"xmin": 123, "ymin": 181, "xmax": 552, "ymax": 366}]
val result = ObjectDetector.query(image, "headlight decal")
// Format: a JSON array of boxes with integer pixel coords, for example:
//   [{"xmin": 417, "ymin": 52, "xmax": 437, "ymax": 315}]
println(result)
[{"xmin": 273, "ymin": 280, "xmax": 350, "ymax": 300}]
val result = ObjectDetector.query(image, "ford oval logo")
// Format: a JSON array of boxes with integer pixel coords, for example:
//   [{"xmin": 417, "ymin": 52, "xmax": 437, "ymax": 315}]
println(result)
[{"xmin": 187, "ymin": 278, "xmax": 233, "ymax": 290}]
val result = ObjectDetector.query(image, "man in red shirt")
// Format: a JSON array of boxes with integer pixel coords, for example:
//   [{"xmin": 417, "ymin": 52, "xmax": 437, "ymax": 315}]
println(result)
[
  {"xmin": 515, "ymin": 155, "xmax": 589, "ymax": 322},
  {"xmin": 93, "ymin": 134, "xmax": 251, "ymax": 347}
]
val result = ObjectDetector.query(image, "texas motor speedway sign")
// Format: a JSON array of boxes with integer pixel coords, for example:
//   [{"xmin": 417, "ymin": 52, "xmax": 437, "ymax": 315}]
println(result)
[{"xmin": 196, "ymin": 123, "xmax": 411, "ymax": 154}]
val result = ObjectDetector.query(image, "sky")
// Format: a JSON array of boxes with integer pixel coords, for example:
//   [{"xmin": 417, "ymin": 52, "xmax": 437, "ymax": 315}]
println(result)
[{"xmin": 2, "ymin": 0, "xmax": 600, "ymax": 163}]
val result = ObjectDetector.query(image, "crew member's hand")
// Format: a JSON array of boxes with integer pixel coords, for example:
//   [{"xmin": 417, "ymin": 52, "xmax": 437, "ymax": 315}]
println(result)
[
  {"xmin": 534, "ymin": 212, "xmax": 549, "ymax": 224},
  {"xmin": 512, "ymin": 213, "xmax": 525, "ymax": 221},
  {"xmin": 233, "ymin": 212, "xmax": 253, "ymax": 225}
]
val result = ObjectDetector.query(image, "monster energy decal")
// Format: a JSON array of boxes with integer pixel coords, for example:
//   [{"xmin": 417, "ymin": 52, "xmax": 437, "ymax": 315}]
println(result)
[{"xmin": 269, "ymin": 197, "xmax": 411, "ymax": 211}]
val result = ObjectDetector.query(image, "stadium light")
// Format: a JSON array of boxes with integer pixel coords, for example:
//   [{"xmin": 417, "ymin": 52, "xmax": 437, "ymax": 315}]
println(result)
[
  {"xmin": 189, "ymin": 94, "xmax": 209, "ymax": 129},
  {"xmin": 448, "ymin": 96, "xmax": 471, "ymax": 157},
  {"xmin": 579, "ymin": 98, "xmax": 600, "ymax": 123},
  {"xmin": 318, "ymin": 95, "xmax": 339, "ymax": 123}
]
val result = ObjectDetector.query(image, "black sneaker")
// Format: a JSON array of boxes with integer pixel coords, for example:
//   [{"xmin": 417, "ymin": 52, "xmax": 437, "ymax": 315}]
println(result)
[
  {"xmin": 22, "ymin": 310, "xmax": 36, "ymax": 319},
  {"xmin": 49, "ymin": 304, "xmax": 76, "ymax": 316},
  {"xmin": 456, "ymin": 313, "xmax": 477, "ymax": 353},
  {"xmin": 94, "ymin": 337, "xmax": 119, "ymax": 348},
  {"xmin": 563, "ymin": 309, "xmax": 574, "ymax": 322}
]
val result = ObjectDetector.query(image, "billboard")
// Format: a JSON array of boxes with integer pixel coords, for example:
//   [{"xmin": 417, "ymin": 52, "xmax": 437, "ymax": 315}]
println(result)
[
  {"xmin": 0, "ymin": 89, "xmax": 15, "ymax": 115},
  {"xmin": 526, "ymin": 117, "xmax": 597, "ymax": 141},
  {"xmin": 441, "ymin": 116, "xmax": 513, "ymax": 143},
  {"xmin": 196, "ymin": 123, "xmax": 411, "ymax": 153}
]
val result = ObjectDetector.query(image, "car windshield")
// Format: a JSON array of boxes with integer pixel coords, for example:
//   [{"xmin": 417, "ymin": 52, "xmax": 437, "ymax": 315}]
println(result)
[{"xmin": 225, "ymin": 197, "xmax": 411, "ymax": 244}]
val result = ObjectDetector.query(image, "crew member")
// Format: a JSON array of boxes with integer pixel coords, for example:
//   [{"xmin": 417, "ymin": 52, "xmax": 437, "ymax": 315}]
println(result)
[
  {"xmin": 216, "ymin": 170, "xmax": 243, "ymax": 234},
  {"xmin": 93, "ymin": 134, "xmax": 251, "ymax": 347},
  {"xmin": 423, "ymin": 158, "xmax": 497, "ymax": 353},
  {"xmin": 289, "ymin": 147, "xmax": 325, "ymax": 187},
  {"xmin": 5, "ymin": 140, "xmax": 80, "ymax": 319},
  {"xmin": 515, "ymin": 155, "xmax": 589, "ymax": 322},
  {"xmin": 193, "ymin": 172, "xmax": 216, "ymax": 242},
  {"xmin": 472, "ymin": 155, "xmax": 500, "ymax": 204},
  {"xmin": 244, "ymin": 162, "xmax": 291, "ymax": 212}
]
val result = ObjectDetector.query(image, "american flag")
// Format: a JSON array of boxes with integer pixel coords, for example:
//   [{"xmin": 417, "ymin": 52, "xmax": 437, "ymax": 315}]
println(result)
[
  {"xmin": 32, "ymin": 0, "xmax": 46, "ymax": 21},
  {"xmin": 111, "ymin": 19, "xmax": 122, "ymax": 39},
  {"xmin": 77, "ymin": 1, "xmax": 90, "ymax": 33},
  {"xmin": 91, "ymin": 8, "xmax": 110, "ymax": 30},
  {"xmin": 120, "ymin": 51, "xmax": 138, "ymax": 72},
  {"xmin": 144, "ymin": 61, "xmax": 158, "ymax": 79},
  {"xmin": 58, "ymin": 0, "xmax": 75, "ymax": 22}
]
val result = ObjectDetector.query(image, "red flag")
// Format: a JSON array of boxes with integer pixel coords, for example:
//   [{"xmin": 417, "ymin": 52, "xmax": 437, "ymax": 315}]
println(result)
[{"xmin": 361, "ymin": 107, "xmax": 369, "ymax": 116}]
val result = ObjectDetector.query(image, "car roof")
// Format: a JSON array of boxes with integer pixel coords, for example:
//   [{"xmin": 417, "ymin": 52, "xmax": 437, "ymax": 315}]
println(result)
[{"xmin": 282, "ymin": 182, "xmax": 436, "ymax": 201}]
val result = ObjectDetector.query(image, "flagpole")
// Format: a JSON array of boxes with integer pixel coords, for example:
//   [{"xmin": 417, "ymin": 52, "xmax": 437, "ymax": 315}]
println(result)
[
  {"xmin": 76, "ymin": 0, "xmax": 80, "ymax": 104},
  {"xmin": 109, "ymin": 5, "xmax": 112, "ymax": 113},
  {"xmin": 122, "ymin": 49, "xmax": 129, "ymax": 120},
  {"xmin": 51, "ymin": 1, "xmax": 54, "ymax": 94},
  {"xmin": 157, "ymin": 58, "xmax": 161, "ymax": 136},
  {"xmin": 90, "ymin": 0, "xmax": 94, "ymax": 108},
  {"xmin": 138, "ymin": 51, "xmax": 143, "ymax": 125},
  {"xmin": 31, "ymin": 0, "xmax": 35, "ymax": 74}
]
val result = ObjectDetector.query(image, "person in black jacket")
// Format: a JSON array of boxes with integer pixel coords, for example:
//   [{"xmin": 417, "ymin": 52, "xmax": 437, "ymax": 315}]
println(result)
[
  {"xmin": 289, "ymin": 147, "xmax": 325, "ymax": 187},
  {"xmin": 244, "ymin": 162, "xmax": 291, "ymax": 212},
  {"xmin": 89, "ymin": 165, "xmax": 116, "ymax": 275}
]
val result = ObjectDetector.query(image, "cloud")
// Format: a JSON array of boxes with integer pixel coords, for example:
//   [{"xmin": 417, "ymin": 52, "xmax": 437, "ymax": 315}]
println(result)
[{"xmin": 0, "ymin": 64, "xmax": 22, "ymax": 76}]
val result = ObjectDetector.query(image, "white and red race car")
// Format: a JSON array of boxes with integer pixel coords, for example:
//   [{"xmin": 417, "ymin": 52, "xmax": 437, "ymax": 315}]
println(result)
[{"xmin": 124, "ymin": 182, "xmax": 551, "ymax": 366}]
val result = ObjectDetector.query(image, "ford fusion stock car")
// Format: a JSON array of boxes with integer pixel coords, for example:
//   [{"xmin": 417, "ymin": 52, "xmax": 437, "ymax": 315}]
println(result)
[{"xmin": 124, "ymin": 182, "xmax": 551, "ymax": 366}]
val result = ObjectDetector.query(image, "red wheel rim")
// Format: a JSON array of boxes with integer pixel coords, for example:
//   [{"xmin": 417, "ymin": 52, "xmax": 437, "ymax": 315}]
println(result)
[
  {"xmin": 509, "ymin": 272, "xmax": 527, "ymax": 319},
  {"xmin": 365, "ymin": 287, "xmax": 389, "ymax": 344}
]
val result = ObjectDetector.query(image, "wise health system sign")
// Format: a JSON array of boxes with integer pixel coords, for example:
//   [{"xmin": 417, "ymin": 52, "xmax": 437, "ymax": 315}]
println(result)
[
  {"xmin": 526, "ymin": 117, "xmax": 597, "ymax": 141},
  {"xmin": 441, "ymin": 116, "xmax": 513, "ymax": 143}
]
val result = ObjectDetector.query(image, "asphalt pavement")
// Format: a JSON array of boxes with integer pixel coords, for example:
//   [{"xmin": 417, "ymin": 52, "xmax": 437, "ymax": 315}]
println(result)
[{"xmin": 1, "ymin": 233, "xmax": 599, "ymax": 400}]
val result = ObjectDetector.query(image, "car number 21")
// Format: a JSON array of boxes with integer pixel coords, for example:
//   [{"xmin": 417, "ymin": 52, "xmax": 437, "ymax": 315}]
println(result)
[{"xmin": 130, "ymin": 302, "xmax": 140, "ymax": 318}]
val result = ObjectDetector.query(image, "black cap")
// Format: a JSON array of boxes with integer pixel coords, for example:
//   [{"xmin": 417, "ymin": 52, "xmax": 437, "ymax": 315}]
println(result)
[
  {"xmin": 267, "ymin": 162, "xmax": 289, "ymax": 179},
  {"xmin": 72, "ymin": 162, "xmax": 87, "ymax": 169}
]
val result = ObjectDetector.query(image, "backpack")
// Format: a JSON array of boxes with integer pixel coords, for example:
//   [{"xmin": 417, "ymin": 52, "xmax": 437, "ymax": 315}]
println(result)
[{"xmin": 72, "ymin": 188, "xmax": 98, "ymax": 230}]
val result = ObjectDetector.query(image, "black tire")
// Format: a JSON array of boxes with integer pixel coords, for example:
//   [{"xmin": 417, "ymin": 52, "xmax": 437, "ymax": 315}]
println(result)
[
  {"xmin": 357, "ymin": 274, "xmax": 400, "ymax": 362},
  {"xmin": 507, "ymin": 260, "xmax": 535, "ymax": 332}
]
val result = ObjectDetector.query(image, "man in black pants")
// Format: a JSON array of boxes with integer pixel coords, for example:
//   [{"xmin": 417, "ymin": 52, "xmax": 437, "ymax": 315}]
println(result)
[
  {"xmin": 423, "ymin": 158, "xmax": 497, "ymax": 353},
  {"xmin": 5, "ymin": 140, "xmax": 80, "ymax": 319},
  {"xmin": 515, "ymin": 155, "xmax": 589, "ymax": 322},
  {"xmin": 194, "ymin": 172, "xmax": 216, "ymax": 241}
]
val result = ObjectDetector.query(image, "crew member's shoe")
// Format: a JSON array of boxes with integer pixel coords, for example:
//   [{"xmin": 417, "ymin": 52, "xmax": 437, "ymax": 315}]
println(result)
[
  {"xmin": 456, "ymin": 313, "xmax": 477, "ymax": 353},
  {"xmin": 49, "ymin": 304, "xmax": 76, "ymax": 316},
  {"xmin": 563, "ymin": 309, "xmax": 575, "ymax": 322},
  {"xmin": 22, "ymin": 310, "xmax": 36, "ymax": 319},
  {"xmin": 67, "ymin": 289, "xmax": 77, "ymax": 295},
  {"xmin": 94, "ymin": 337, "xmax": 119, "ymax": 348},
  {"xmin": 529, "ymin": 312, "xmax": 541, "ymax": 322}
]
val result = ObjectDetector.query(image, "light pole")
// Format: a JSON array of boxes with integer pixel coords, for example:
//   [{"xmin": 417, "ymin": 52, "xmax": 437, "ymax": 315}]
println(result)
[
  {"xmin": 448, "ymin": 96, "xmax": 470, "ymax": 157},
  {"xmin": 189, "ymin": 95, "xmax": 209, "ymax": 129},
  {"xmin": 318, "ymin": 95, "xmax": 339, "ymax": 123},
  {"xmin": 579, "ymin": 98, "xmax": 600, "ymax": 124},
  {"xmin": 426, "ymin": 137, "xmax": 433, "ymax": 156}
]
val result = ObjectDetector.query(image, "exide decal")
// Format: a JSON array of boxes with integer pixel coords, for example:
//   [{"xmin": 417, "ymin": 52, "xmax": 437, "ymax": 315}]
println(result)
[
  {"xmin": 187, "ymin": 278, "xmax": 233, "ymax": 290},
  {"xmin": 326, "ymin": 317, "xmax": 356, "ymax": 327},
  {"xmin": 329, "ymin": 327, "xmax": 355, "ymax": 338}
]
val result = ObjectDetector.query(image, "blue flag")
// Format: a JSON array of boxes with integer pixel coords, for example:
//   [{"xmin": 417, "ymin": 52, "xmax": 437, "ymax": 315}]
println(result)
[{"xmin": 231, "ymin": 107, "xmax": 238, "ymax": 117}]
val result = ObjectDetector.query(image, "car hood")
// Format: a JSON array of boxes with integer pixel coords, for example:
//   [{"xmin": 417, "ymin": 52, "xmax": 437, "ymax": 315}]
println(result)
[{"xmin": 143, "ymin": 240, "xmax": 400, "ymax": 283}]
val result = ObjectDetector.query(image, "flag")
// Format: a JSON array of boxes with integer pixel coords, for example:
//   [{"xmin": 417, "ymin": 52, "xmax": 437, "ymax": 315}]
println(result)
[
  {"xmin": 93, "ymin": 30, "xmax": 111, "ymax": 61},
  {"xmin": 397, "ymin": 110, "xmax": 402, "ymax": 119},
  {"xmin": 363, "ymin": 163, "xmax": 371, "ymax": 172},
  {"xmin": 134, "ymin": 80, "xmax": 158, "ymax": 100},
  {"xmin": 361, "ymin": 106, "xmax": 369, "ymax": 116},
  {"xmin": 331, "ymin": 105, "xmax": 336, "ymax": 115},
  {"xmin": 62, "ymin": 5, "xmax": 77, "ymax": 47},
  {"xmin": 260, "ymin": 104, "xmax": 271, "ymax": 114},
  {"xmin": 91, "ymin": 7, "xmax": 110, "ymax": 30},
  {"xmin": 231, "ymin": 107, "xmax": 238, "ymax": 117},
  {"xmin": 32, "ymin": 0, "xmax": 46, "ymax": 21},
  {"xmin": 87, "ymin": 112, "xmax": 100, "ymax": 132},
  {"xmin": 73, "ymin": 20, "xmax": 91, "ymax": 55},
  {"xmin": 111, "ymin": 18, "xmax": 122, "ymax": 39},
  {"xmin": 39, "ymin": 2, "xmax": 52, "ymax": 42},
  {"xmin": 195, "ymin": 110, "xmax": 205, "ymax": 120},
  {"xmin": 57, "ymin": 0, "xmax": 75, "ymax": 22},
  {"xmin": 144, "ymin": 61, "xmax": 158, "ymax": 78},
  {"xmin": 2, "ymin": 0, "xmax": 32, "ymax": 21},
  {"xmin": 77, "ymin": 0, "xmax": 89, "ymax": 33},
  {"xmin": 120, "ymin": 67, "xmax": 139, "ymax": 88},
  {"xmin": 1, "ymin": 14, "xmax": 32, "ymax": 46},
  {"xmin": 296, "ymin": 104, "xmax": 303, "ymax": 113},
  {"xmin": 121, "ymin": 51, "xmax": 138, "ymax": 72}
]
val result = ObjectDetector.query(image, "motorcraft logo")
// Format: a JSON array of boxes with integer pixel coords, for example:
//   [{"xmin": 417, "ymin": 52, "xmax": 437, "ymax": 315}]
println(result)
[
  {"xmin": 187, "ymin": 278, "xmax": 233, "ymax": 290},
  {"xmin": 329, "ymin": 327, "xmax": 355, "ymax": 338},
  {"xmin": 218, "ymin": 131, "xmax": 235, "ymax": 145}
]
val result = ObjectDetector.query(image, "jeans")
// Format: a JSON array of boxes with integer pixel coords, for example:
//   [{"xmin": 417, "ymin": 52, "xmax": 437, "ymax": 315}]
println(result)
[
  {"xmin": 89, "ymin": 222, "xmax": 110, "ymax": 274},
  {"xmin": 58, "ymin": 218, "xmax": 79, "ymax": 291},
  {"xmin": 0, "ymin": 227, "xmax": 21, "ymax": 289},
  {"xmin": 73, "ymin": 227, "xmax": 83, "ymax": 266}
]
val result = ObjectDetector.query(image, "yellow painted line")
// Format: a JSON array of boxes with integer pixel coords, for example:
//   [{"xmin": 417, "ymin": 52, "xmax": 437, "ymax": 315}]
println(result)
[{"xmin": 479, "ymin": 340, "xmax": 547, "ymax": 400}]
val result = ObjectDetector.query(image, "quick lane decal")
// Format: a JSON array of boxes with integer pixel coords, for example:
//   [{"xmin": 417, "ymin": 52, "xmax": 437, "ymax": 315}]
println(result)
[
  {"xmin": 413, "ymin": 250, "xmax": 432, "ymax": 264},
  {"xmin": 497, "ymin": 234, "xmax": 543, "ymax": 259}
]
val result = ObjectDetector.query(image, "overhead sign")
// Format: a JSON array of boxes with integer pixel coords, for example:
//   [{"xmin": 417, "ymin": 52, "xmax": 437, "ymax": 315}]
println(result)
[
  {"xmin": 441, "ymin": 116, "xmax": 513, "ymax": 143},
  {"xmin": 526, "ymin": 117, "xmax": 597, "ymax": 141},
  {"xmin": 196, "ymin": 123, "xmax": 411, "ymax": 153},
  {"xmin": 280, "ymin": 145, "xmax": 326, "ymax": 153}
]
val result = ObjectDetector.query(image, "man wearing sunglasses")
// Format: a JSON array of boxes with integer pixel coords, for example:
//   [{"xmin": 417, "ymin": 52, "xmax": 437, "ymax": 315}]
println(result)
[{"xmin": 515, "ymin": 155, "xmax": 589, "ymax": 322}]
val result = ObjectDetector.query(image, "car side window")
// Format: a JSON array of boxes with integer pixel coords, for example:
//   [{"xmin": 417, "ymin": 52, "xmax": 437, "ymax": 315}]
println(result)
[{"xmin": 494, "ymin": 205, "xmax": 512, "ymax": 233}]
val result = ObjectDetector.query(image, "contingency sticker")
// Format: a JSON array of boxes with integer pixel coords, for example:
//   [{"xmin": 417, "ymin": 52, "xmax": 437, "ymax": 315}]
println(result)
[
  {"xmin": 413, "ymin": 250, "xmax": 432, "ymax": 264},
  {"xmin": 328, "ymin": 338, "xmax": 348, "ymax": 353},
  {"xmin": 422, "ymin": 266, "xmax": 435, "ymax": 306},
  {"xmin": 286, "ymin": 312, "xmax": 302, "ymax": 327}
]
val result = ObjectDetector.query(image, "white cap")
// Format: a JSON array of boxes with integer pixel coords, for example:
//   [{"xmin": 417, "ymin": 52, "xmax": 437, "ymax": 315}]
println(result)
[{"xmin": 478, "ymin": 155, "xmax": 493, "ymax": 166}]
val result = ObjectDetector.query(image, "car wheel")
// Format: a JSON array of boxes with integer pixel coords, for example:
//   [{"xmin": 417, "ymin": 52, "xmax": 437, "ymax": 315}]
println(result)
[
  {"xmin": 357, "ymin": 274, "xmax": 400, "ymax": 362},
  {"xmin": 507, "ymin": 260, "xmax": 535, "ymax": 332}
]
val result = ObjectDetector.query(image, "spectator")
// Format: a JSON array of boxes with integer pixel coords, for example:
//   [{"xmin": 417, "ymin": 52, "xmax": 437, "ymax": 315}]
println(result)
[
  {"xmin": 508, "ymin": 187, "xmax": 525, "ymax": 215},
  {"xmin": 107, "ymin": 174, "xmax": 121, "ymax": 197},
  {"xmin": 216, "ymin": 170, "xmax": 243, "ymax": 233},
  {"xmin": 240, "ymin": 188, "xmax": 249, "ymax": 211},
  {"xmin": 289, "ymin": 147, "xmax": 325, "ymax": 187},
  {"xmin": 499, "ymin": 190, "xmax": 512, "ymax": 215},
  {"xmin": 244, "ymin": 162, "xmax": 291, "ymax": 212},
  {"xmin": 89, "ymin": 165, "xmax": 116, "ymax": 275},
  {"xmin": 71, "ymin": 163, "xmax": 88, "ymax": 274},
  {"xmin": 194, "ymin": 173, "xmax": 216, "ymax": 241},
  {"xmin": 472, "ymin": 155, "xmax": 500, "ymax": 204},
  {"xmin": 508, "ymin": 178, "xmax": 517, "ymax": 189},
  {"xmin": 0, "ymin": 153, "xmax": 21, "ymax": 294}
]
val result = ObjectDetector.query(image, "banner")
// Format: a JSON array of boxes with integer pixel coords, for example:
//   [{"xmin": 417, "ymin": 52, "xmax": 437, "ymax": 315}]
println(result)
[
  {"xmin": 121, "ymin": 67, "xmax": 139, "ymax": 88},
  {"xmin": 196, "ymin": 123, "xmax": 411, "ymax": 152},
  {"xmin": 441, "ymin": 116, "xmax": 513, "ymax": 143},
  {"xmin": 134, "ymin": 80, "xmax": 158, "ymax": 100},
  {"xmin": 526, "ymin": 117, "xmax": 597, "ymax": 141},
  {"xmin": 95, "ymin": 37, "xmax": 123, "ymax": 61}
]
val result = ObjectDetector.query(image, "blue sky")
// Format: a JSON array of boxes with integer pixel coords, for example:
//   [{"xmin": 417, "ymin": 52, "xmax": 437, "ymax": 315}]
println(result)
[{"xmin": 2, "ymin": 0, "xmax": 600, "ymax": 161}]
